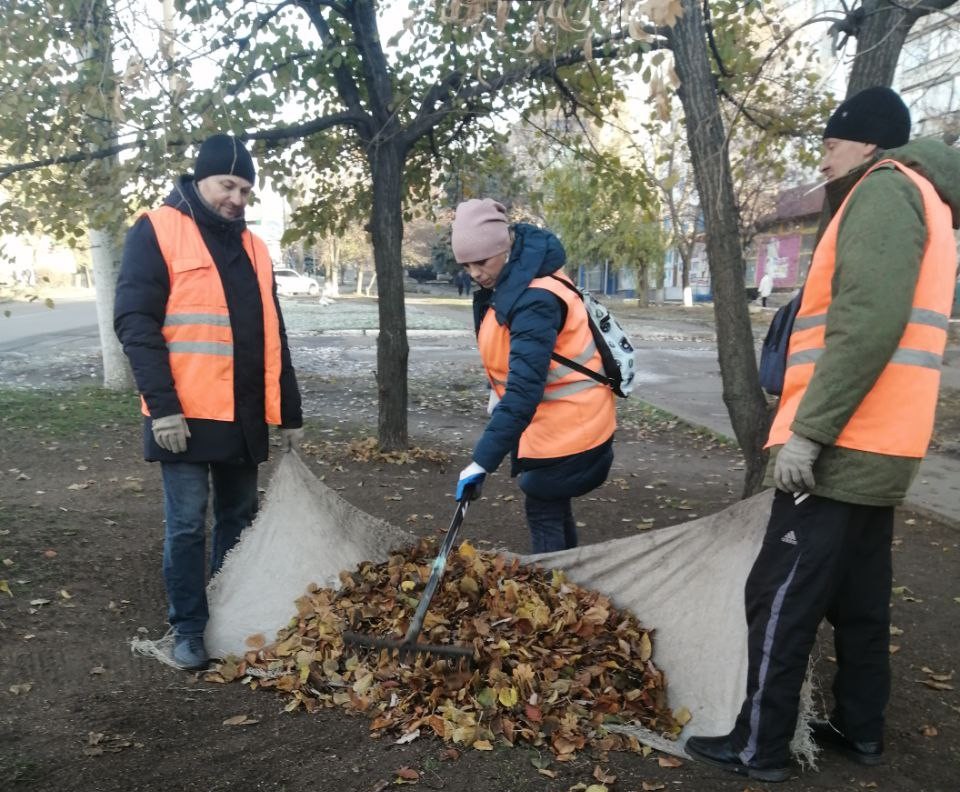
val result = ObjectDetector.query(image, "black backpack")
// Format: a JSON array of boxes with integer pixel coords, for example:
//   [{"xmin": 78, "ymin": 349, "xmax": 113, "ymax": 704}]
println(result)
[{"xmin": 759, "ymin": 289, "xmax": 803, "ymax": 396}]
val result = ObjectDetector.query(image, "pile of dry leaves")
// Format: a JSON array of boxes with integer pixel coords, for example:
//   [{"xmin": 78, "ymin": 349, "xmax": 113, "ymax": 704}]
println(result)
[{"xmin": 207, "ymin": 539, "xmax": 684, "ymax": 759}]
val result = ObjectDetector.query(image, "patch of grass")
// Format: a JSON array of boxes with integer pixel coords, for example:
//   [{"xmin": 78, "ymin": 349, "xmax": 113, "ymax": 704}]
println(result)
[
  {"xmin": 618, "ymin": 399, "xmax": 736, "ymax": 447},
  {"xmin": 0, "ymin": 387, "xmax": 140, "ymax": 438}
]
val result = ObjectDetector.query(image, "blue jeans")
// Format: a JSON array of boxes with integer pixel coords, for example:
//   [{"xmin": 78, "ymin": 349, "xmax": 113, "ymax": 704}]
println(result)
[
  {"xmin": 525, "ymin": 496, "xmax": 577, "ymax": 554},
  {"xmin": 161, "ymin": 461, "xmax": 258, "ymax": 636}
]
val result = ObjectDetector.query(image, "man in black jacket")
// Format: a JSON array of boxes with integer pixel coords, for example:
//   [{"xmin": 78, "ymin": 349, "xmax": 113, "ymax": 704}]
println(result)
[{"xmin": 115, "ymin": 134, "xmax": 303, "ymax": 670}]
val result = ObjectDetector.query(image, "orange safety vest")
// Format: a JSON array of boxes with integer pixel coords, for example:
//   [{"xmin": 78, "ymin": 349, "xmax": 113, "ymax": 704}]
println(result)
[
  {"xmin": 139, "ymin": 205, "xmax": 283, "ymax": 425},
  {"xmin": 767, "ymin": 160, "xmax": 957, "ymax": 457},
  {"xmin": 478, "ymin": 272, "xmax": 616, "ymax": 459}
]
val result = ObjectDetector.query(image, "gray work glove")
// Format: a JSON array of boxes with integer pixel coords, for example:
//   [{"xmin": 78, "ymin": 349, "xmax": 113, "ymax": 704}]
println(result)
[
  {"xmin": 151, "ymin": 413, "xmax": 190, "ymax": 454},
  {"xmin": 774, "ymin": 434, "xmax": 822, "ymax": 494},
  {"xmin": 279, "ymin": 426, "xmax": 304, "ymax": 452}
]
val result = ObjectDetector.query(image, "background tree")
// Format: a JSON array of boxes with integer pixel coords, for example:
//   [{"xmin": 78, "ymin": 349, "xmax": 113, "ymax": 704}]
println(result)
[
  {"xmin": 1, "ymin": 0, "xmax": 646, "ymax": 452},
  {"xmin": 836, "ymin": 0, "xmax": 959, "ymax": 94},
  {"xmin": 542, "ymin": 151, "xmax": 663, "ymax": 302},
  {"xmin": 0, "ymin": 0, "xmax": 138, "ymax": 389},
  {"xmin": 451, "ymin": 0, "xmax": 956, "ymax": 494}
]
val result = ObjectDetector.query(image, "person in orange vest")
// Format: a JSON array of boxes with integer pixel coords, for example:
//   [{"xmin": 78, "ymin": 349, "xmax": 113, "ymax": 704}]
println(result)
[
  {"xmin": 685, "ymin": 88, "xmax": 960, "ymax": 781},
  {"xmin": 114, "ymin": 134, "xmax": 303, "ymax": 670},
  {"xmin": 451, "ymin": 199, "xmax": 615, "ymax": 552}
]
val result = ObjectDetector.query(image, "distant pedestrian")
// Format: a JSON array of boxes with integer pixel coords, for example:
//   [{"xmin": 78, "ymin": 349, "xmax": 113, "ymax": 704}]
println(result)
[
  {"xmin": 457, "ymin": 269, "xmax": 471, "ymax": 297},
  {"xmin": 685, "ymin": 86, "xmax": 960, "ymax": 782},
  {"xmin": 758, "ymin": 270, "xmax": 773, "ymax": 307}
]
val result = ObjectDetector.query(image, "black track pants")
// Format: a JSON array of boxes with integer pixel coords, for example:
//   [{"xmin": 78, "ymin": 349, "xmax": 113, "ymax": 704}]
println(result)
[{"xmin": 730, "ymin": 490, "xmax": 893, "ymax": 765}]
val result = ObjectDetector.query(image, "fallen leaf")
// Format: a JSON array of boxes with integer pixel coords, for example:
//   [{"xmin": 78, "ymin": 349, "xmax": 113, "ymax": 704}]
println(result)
[
  {"xmin": 673, "ymin": 706, "xmax": 691, "ymax": 725},
  {"xmin": 537, "ymin": 768, "xmax": 557, "ymax": 778},
  {"xmin": 920, "ymin": 724, "xmax": 938, "ymax": 737},
  {"xmin": 0, "ymin": 580, "xmax": 11, "ymax": 597},
  {"xmin": 593, "ymin": 765, "xmax": 616, "ymax": 783},
  {"xmin": 473, "ymin": 739, "xmax": 493, "ymax": 751},
  {"xmin": 584, "ymin": 785, "xmax": 608, "ymax": 792},
  {"xmin": 89, "ymin": 666, "xmax": 106, "ymax": 675},
  {"xmin": 921, "ymin": 680, "xmax": 954, "ymax": 691},
  {"xmin": 29, "ymin": 598, "xmax": 51, "ymax": 606},
  {"xmin": 395, "ymin": 766, "xmax": 419, "ymax": 782},
  {"xmin": 641, "ymin": 783, "xmax": 666, "ymax": 791},
  {"xmin": 9, "ymin": 683, "xmax": 33, "ymax": 695},
  {"xmin": 658, "ymin": 755, "xmax": 683, "ymax": 768},
  {"xmin": 222, "ymin": 714, "xmax": 259, "ymax": 726}
]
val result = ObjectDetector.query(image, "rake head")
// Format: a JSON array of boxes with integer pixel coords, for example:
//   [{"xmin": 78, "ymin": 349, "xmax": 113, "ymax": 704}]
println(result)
[{"xmin": 341, "ymin": 630, "xmax": 475, "ymax": 664}]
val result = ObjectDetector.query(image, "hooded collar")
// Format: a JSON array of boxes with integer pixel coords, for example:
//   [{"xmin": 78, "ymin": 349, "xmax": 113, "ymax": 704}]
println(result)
[{"xmin": 487, "ymin": 223, "xmax": 566, "ymax": 324}]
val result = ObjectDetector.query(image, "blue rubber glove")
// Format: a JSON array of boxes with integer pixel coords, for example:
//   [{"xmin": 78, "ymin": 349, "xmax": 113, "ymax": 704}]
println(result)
[{"xmin": 456, "ymin": 461, "xmax": 486, "ymax": 501}]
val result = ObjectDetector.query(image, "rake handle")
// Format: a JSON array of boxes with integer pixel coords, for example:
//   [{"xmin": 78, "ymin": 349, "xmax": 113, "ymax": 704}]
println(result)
[{"xmin": 401, "ymin": 499, "xmax": 468, "ymax": 644}]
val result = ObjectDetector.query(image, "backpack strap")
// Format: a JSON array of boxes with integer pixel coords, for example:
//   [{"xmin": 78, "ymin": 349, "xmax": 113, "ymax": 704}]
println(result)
[
  {"xmin": 546, "ymin": 274, "xmax": 611, "ymax": 386},
  {"xmin": 551, "ymin": 350, "xmax": 612, "ymax": 386}
]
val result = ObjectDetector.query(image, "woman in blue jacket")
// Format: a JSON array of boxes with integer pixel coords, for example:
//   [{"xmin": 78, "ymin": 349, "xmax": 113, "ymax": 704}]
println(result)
[{"xmin": 452, "ymin": 199, "xmax": 615, "ymax": 553}]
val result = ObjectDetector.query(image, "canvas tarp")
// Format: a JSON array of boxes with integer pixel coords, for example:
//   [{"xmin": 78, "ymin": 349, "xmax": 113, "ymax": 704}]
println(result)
[
  {"xmin": 204, "ymin": 452, "xmax": 413, "ymax": 659},
  {"xmin": 176, "ymin": 453, "xmax": 819, "ymax": 760}
]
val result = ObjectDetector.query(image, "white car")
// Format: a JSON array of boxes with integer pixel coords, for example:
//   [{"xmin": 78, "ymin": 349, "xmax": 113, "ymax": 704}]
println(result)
[{"xmin": 273, "ymin": 268, "xmax": 320, "ymax": 296}]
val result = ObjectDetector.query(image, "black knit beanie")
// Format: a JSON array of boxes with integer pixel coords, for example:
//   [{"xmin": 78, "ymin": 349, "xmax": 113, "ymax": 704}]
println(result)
[
  {"xmin": 194, "ymin": 134, "xmax": 256, "ymax": 183},
  {"xmin": 823, "ymin": 86, "xmax": 911, "ymax": 150}
]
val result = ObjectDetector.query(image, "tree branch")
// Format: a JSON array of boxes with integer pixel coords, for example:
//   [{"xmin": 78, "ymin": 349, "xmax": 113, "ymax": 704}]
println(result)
[
  {"xmin": 350, "ymin": 0, "xmax": 396, "ymax": 126},
  {"xmin": 240, "ymin": 111, "xmax": 370, "ymax": 142},
  {"xmin": 297, "ymin": 0, "xmax": 368, "ymax": 129},
  {"xmin": 225, "ymin": 52, "xmax": 317, "ymax": 97},
  {"xmin": 401, "ymin": 32, "xmax": 646, "ymax": 148},
  {"xmin": 0, "ymin": 111, "xmax": 368, "ymax": 182}
]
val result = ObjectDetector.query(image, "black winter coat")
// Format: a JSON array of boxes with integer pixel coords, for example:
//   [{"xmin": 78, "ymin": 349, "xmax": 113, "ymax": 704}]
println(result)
[{"xmin": 114, "ymin": 176, "xmax": 302, "ymax": 465}]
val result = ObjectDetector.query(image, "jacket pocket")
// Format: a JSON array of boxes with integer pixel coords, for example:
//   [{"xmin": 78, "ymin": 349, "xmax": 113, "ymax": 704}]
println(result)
[{"xmin": 169, "ymin": 257, "xmax": 227, "ymax": 308}]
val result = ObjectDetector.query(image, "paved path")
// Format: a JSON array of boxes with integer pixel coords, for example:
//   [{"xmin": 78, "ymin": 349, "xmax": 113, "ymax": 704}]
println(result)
[
  {"xmin": 628, "ymin": 317, "xmax": 960, "ymax": 528},
  {"xmin": 3, "ymin": 291, "xmax": 958, "ymax": 525}
]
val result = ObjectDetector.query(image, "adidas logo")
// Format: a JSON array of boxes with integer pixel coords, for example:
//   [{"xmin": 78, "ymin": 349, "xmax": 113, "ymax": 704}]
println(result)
[{"xmin": 781, "ymin": 530, "xmax": 798, "ymax": 545}]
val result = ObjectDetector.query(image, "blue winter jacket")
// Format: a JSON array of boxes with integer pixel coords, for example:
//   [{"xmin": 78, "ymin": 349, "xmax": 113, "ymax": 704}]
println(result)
[{"xmin": 471, "ymin": 223, "xmax": 570, "ymax": 473}]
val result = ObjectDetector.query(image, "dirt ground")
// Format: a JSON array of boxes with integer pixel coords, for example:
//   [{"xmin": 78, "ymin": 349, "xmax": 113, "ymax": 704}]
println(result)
[{"xmin": 2, "ymin": 322, "xmax": 959, "ymax": 791}]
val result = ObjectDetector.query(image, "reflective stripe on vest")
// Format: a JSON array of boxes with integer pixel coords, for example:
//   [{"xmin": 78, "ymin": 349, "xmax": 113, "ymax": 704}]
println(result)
[
  {"xmin": 766, "ymin": 160, "xmax": 958, "ymax": 457},
  {"xmin": 140, "ymin": 205, "xmax": 283, "ymax": 425},
  {"xmin": 478, "ymin": 272, "xmax": 616, "ymax": 459}
]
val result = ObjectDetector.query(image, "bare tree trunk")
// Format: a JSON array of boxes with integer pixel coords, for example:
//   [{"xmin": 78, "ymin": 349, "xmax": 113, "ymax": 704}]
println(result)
[
  {"xmin": 80, "ymin": 3, "xmax": 132, "ymax": 392},
  {"xmin": 669, "ymin": 0, "xmax": 770, "ymax": 495},
  {"xmin": 365, "ymin": 272, "xmax": 378, "ymax": 296},
  {"xmin": 846, "ymin": 1, "xmax": 913, "ymax": 94},
  {"xmin": 846, "ymin": 0, "xmax": 959, "ymax": 95},
  {"xmin": 368, "ymin": 143, "xmax": 409, "ymax": 451},
  {"xmin": 87, "ymin": 227, "xmax": 132, "ymax": 390}
]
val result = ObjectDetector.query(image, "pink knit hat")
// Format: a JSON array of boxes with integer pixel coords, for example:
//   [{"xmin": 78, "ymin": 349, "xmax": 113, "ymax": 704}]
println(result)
[{"xmin": 451, "ymin": 198, "xmax": 511, "ymax": 264}]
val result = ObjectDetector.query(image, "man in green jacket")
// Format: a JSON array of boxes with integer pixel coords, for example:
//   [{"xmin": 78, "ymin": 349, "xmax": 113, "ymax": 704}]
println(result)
[{"xmin": 685, "ymin": 87, "xmax": 960, "ymax": 782}]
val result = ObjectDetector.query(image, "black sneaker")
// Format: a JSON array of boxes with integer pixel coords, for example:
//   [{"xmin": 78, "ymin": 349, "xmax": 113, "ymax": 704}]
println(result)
[
  {"xmin": 810, "ymin": 719, "xmax": 883, "ymax": 766},
  {"xmin": 685, "ymin": 735, "xmax": 791, "ymax": 782},
  {"xmin": 172, "ymin": 634, "xmax": 209, "ymax": 670}
]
